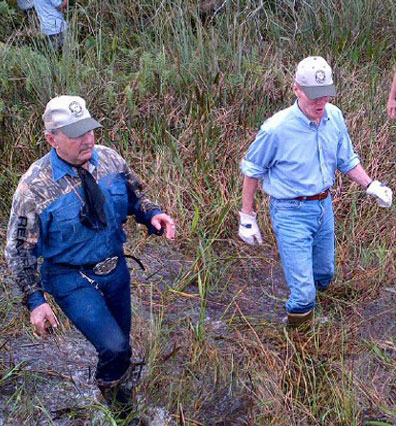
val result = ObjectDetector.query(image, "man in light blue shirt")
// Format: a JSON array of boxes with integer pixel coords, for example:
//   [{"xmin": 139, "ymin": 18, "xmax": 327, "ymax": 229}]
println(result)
[
  {"xmin": 33, "ymin": 0, "xmax": 68, "ymax": 49},
  {"xmin": 239, "ymin": 56, "xmax": 393, "ymax": 327}
]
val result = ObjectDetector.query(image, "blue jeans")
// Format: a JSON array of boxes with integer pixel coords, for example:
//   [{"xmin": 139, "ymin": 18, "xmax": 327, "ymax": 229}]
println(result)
[
  {"xmin": 270, "ymin": 195, "xmax": 335, "ymax": 314},
  {"xmin": 41, "ymin": 257, "xmax": 132, "ymax": 384}
]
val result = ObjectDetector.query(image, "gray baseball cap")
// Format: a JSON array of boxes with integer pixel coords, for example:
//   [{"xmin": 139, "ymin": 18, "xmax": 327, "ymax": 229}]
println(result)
[
  {"xmin": 295, "ymin": 56, "xmax": 336, "ymax": 99},
  {"xmin": 43, "ymin": 95, "xmax": 102, "ymax": 138}
]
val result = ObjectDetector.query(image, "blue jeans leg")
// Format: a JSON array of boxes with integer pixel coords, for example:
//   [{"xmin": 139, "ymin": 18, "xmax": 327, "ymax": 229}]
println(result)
[
  {"xmin": 313, "ymin": 199, "xmax": 335, "ymax": 291},
  {"xmin": 270, "ymin": 196, "xmax": 335, "ymax": 314},
  {"xmin": 45, "ymin": 258, "xmax": 132, "ymax": 383}
]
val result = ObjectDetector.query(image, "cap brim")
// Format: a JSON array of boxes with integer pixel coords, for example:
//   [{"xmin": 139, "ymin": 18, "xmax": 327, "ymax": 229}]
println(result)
[
  {"xmin": 59, "ymin": 117, "xmax": 102, "ymax": 138},
  {"xmin": 301, "ymin": 84, "xmax": 336, "ymax": 99}
]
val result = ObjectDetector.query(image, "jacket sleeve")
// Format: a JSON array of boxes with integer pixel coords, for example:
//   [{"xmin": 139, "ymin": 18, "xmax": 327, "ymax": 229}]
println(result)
[
  {"xmin": 5, "ymin": 182, "xmax": 46, "ymax": 311},
  {"xmin": 124, "ymin": 163, "xmax": 163, "ymax": 234}
]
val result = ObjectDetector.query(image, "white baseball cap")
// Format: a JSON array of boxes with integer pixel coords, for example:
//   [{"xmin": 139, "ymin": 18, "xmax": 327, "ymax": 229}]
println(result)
[
  {"xmin": 295, "ymin": 56, "xmax": 336, "ymax": 99},
  {"xmin": 43, "ymin": 95, "xmax": 102, "ymax": 138}
]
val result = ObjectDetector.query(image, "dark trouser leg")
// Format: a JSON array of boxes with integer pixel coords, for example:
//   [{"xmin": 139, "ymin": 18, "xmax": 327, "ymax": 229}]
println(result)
[
  {"xmin": 97, "ymin": 257, "xmax": 132, "ymax": 341},
  {"xmin": 49, "ymin": 260, "xmax": 132, "ymax": 384},
  {"xmin": 45, "ymin": 32, "xmax": 64, "ymax": 54}
]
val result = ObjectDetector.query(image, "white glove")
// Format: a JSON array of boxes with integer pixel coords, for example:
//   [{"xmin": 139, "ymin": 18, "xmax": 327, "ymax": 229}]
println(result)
[
  {"xmin": 366, "ymin": 180, "xmax": 393, "ymax": 208},
  {"xmin": 238, "ymin": 211, "xmax": 263, "ymax": 245}
]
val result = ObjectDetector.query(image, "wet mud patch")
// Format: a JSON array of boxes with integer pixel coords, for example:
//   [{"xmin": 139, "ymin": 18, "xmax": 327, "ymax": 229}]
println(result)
[
  {"xmin": 355, "ymin": 286, "xmax": 396, "ymax": 341},
  {"xmin": 353, "ymin": 287, "xmax": 396, "ymax": 423},
  {"xmin": 129, "ymin": 241, "xmax": 289, "ymax": 329},
  {"xmin": 1, "ymin": 238, "xmax": 395, "ymax": 425},
  {"xmin": 0, "ymin": 331, "xmax": 100, "ymax": 424}
]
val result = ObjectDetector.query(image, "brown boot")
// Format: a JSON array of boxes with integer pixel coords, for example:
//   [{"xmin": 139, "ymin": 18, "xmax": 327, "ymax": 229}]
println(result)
[{"xmin": 284, "ymin": 310, "xmax": 313, "ymax": 328}]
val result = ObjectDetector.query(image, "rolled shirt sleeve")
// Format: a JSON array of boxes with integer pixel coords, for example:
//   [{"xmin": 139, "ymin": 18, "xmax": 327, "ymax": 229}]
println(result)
[{"xmin": 241, "ymin": 127, "xmax": 278, "ymax": 179}]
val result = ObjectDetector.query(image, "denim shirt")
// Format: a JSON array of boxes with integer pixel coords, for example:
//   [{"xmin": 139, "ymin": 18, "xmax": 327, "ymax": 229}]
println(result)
[
  {"xmin": 241, "ymin": 101, "xmax": 360, "ymax": 199},
  {"xmin": 5, "ymin": 146, "xmax": 162, "ymax": 310},
  {"xmin": 33, "ymin": 0, "xmax": 67, "ymax": 35}
]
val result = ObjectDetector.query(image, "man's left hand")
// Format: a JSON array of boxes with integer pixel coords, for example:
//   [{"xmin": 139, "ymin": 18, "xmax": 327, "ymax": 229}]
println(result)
[
  {"xmin": 366, "ymin": 181, "xmax": 393, "ymax": 208},
  {"xmin": 151, "ymin": 214, "xmax": 176, "ymax": 240}
]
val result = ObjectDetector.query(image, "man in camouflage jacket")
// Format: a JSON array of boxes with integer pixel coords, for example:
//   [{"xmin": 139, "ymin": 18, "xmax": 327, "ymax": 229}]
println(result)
[{"xmin": 5, "ymin": 95, "xmax": 176, "ymax": 407}]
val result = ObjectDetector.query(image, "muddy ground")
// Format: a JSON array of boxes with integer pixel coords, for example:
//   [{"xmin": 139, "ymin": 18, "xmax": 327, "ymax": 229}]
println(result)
[{"xmin": 0, "ymin": 236, "xmax": 395, "ymax": 425}]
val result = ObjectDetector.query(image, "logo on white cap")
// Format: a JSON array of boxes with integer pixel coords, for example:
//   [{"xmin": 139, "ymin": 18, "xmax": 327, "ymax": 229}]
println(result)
[
  {"xmin": 315, "ymin": 70, "xmax": 326, "ymax": 84},
  {"xmin": 43, "ymin": 95, "xmax": 102, "ymax": 138},
  {"xmin": 68, "ymin": 101, "xmax": 83, "ymax": 117}
]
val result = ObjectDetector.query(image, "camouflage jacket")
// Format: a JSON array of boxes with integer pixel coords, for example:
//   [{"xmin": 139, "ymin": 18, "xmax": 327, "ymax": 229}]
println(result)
[{"xmin": 5, "ymin": 145, "xmax": 161, "ymax": 310}]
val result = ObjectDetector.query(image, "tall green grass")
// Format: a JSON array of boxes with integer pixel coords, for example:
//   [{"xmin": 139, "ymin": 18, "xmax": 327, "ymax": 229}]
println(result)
[{"xmin": 1, "ymin": 0, "xmax": 395, "ymax": 424}]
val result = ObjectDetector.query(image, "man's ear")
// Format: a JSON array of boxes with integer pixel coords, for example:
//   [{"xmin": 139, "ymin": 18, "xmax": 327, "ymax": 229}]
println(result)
[
  {"xmin": 293, "ymin": 82, "xmax": 300, "ymax": 97},
  {"xmin": 45, "ymin": 132, "xmax": 57, "ymax": 148}
]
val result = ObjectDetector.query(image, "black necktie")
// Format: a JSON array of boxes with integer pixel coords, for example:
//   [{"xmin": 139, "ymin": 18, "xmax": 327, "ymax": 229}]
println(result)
[{"xmin": 76, "ymin": 166, "xmax": 107, "ymax": 230}]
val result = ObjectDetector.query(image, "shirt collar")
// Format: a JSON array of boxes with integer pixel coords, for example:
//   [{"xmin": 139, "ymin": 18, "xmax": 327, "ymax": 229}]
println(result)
[
  {"xmin": 51, "ymin": 148, "xmax": 99, "ymax": 181},
  {"xmin": 292, "ymin": 100, "xmax": 330, "ymax": 127}
]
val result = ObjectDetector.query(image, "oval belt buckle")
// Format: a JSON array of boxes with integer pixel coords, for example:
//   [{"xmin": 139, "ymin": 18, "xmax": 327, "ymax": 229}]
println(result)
[{"xmin": 93, "ymin": 256, "xmax": 119, "ymax": 275}]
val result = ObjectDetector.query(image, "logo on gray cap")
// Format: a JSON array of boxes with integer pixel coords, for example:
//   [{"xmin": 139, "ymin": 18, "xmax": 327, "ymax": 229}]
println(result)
[{"xmin": 68, "ymin": 101, "xmax": 83, "ymax": 117}]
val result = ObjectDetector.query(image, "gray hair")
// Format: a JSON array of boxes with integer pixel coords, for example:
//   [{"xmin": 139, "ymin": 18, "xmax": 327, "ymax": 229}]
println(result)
[{"xmin": 44, "ymin": 129, "xmax": 60, "ymax": 136}]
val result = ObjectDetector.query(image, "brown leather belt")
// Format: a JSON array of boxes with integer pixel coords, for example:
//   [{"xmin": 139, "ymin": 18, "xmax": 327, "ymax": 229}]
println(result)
[{"xmin": 294, "ymin": 189, "xmax": 329, "ymax": 201}]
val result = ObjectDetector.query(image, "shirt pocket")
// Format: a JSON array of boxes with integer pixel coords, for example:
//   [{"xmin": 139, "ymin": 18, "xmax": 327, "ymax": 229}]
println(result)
[
  {"xmin": 107, "ymin": 182, "xmax": 128, "ymax": 224},
  {"xmin": 48, "ymin": 201, "xmax": 89, "ymax": 244}
]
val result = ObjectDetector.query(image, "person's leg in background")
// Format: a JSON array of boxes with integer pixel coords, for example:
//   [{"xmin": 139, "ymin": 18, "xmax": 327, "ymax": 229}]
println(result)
[{"xmin": 46, "ymin": 31, "xmax": 65, "ymax": 55}]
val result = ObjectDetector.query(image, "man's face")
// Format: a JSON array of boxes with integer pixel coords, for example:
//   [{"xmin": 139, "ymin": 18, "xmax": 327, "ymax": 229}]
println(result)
[
  {"xmin": 46, "ymin": 129, "xmax": 95, "ymax": 165},
  {"xmin": 293, "ymin": 84, "xmax": 331, "ymax": 124}
]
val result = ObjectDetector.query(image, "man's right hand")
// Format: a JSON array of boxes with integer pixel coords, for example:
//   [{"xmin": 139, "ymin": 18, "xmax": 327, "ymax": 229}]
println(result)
[
  {"xmin": 387, "ymin": 98, "xmax": 396, "ymax": 119},
  {"xmin": 30, "ymin": 303, "xmax": 59, "ymax": 336},
  {"xmin": 238, "ymin": 211, "xmax": 263, "ymax": 245}
]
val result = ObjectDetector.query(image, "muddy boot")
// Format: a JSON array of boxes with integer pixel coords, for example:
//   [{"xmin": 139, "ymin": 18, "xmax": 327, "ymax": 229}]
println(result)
[
  {"xmin": 283, "ymin": 310, "xmax": 313, "ymax": 328},
  {"xmin": 98, "ymin": 383, "xmax": 131, "ymax": 405},
  {"xmin": 98, "ymin": 360, "xmax": 145, "ymax": 422},
  {"xmin": 98, "ymin": 383, "xmax": 138, "ymax": 421}
]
